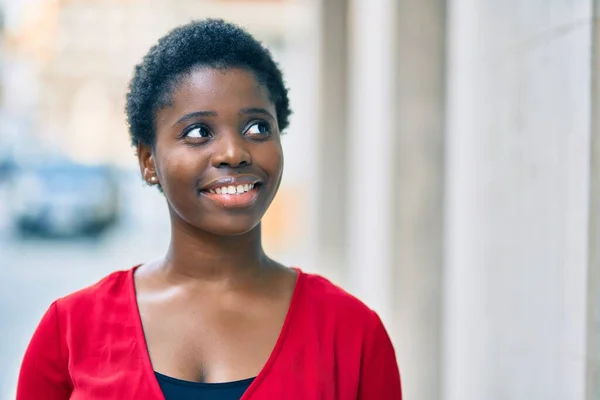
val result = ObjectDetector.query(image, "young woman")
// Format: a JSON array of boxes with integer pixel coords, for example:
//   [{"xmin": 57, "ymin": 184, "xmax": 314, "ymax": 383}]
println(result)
[{"xmin": 17, "ymin": 19, "xmax": 402, "ymax": 399}]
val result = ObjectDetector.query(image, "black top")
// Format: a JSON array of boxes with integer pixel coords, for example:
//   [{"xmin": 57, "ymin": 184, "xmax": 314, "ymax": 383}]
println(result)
[{"xmin": 155, "ymin": 372, "xmax": 254, "ymax": 400}]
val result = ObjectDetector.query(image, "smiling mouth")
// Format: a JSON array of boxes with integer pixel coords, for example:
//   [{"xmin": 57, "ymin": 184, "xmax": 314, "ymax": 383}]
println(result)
[
  {"xmin": 200, "ymin": 183, "xmax": 263, "ymax": 208},
  {"xmin": 205, "ymin": 183, "xmax": 258, "ymax": 195}
]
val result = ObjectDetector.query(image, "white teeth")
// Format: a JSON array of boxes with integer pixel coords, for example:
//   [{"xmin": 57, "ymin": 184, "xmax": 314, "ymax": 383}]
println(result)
[{"xmin": 208, "ymin": 183, "xmax": 258, "ymax": 195}]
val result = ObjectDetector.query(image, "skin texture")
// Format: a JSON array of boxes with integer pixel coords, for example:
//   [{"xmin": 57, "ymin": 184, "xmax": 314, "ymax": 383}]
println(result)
[{"xmin": 135, "ymin": 67, "xmax": 297, "ymax": 383}]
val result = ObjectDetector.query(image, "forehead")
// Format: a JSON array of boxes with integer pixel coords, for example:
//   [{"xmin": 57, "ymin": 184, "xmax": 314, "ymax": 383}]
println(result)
[{"xmin": 169, "ymin": 67, "xmax": 273, "ymax": 112}]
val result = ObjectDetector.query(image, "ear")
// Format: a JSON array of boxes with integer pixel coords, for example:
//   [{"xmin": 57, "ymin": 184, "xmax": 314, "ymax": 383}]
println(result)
[{"xmin": 137, "ymin": 141, "xmax": 158, "ymax": 185}]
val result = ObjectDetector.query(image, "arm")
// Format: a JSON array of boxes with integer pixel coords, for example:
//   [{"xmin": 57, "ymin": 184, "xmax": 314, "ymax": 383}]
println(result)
[
  {"xmin": 17, "ymin": 302, "xmax": 73, "ymax": 400},
  {"xmin": 358, "ymin": 311, "xmax": 402, "ymax": 399}
]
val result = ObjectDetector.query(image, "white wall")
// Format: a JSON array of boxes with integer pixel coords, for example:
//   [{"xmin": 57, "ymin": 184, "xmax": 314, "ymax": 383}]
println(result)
[
  {"xmin": 346, "ymin": 0, "xmax": 397, "ymax": 328},
  {"xmin": 444, "ymin": 1, "xmax": 593, "ymax": 399}
]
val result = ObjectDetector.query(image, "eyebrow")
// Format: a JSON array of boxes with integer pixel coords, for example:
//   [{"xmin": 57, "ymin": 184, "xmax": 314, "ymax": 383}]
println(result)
[
  {"xmin": 172, "ymin": 108, "xmax": 275, "ymax": 127},
  {"xmin": 240, "ymin": 108, "xmax": 275, "ymax": 120},
  {"xmin": 173, "ymin": 111, "xmax": 218, "ymax": 126}
]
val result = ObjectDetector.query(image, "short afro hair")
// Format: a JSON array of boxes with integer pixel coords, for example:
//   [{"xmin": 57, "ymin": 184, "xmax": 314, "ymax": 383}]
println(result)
[{"xmin": 125, "ymin": 19, "xmax": 291, "ymax": 147}]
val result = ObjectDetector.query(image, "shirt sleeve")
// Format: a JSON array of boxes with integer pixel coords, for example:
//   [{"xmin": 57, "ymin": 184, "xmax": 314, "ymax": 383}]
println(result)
[
  {"xmin": 17, "ymin": 301, "xmax": 73, "ymax": 400},
  {"xmin": 358, "ymin": 311, "xmax": 402, "ymax": 399}
]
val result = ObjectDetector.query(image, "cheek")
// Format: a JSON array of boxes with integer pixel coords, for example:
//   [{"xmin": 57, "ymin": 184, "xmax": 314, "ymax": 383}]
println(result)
[
  {"xmin": 158, "ymin": 147, "xmax": 209, "ymax": 191},
  {"xmin": 259, "ymin": 141, "xmax": 284, "ymax": 179},
  {"xmin": 267, "ymin": 144, "xmax": 284, "ymax": 196}
]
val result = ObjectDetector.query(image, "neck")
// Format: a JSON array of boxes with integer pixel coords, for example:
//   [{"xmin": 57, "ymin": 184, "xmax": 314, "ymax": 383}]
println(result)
[{"xmin": 162, "ymin": 216, "xmax": 272, "ymax": 283}]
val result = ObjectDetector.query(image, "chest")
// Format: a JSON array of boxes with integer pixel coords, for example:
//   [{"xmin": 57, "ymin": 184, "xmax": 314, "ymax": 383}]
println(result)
[
  {"xmin": 66, "ymin": 290, "xmax": 364, "ymax": 400},
  {"xmin": 137, "ymin": 292, "xmax": 289, "ymax": 383}
]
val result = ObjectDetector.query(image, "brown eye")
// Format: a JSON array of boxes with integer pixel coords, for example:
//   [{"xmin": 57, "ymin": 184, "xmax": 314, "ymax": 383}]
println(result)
[
  {"xmin": 183, "ymin": 125, "xmax": 212, "ymax": 139},
  {"xmin": 245, "ymin": 122, "xmax": 271, "ymax": 138}
]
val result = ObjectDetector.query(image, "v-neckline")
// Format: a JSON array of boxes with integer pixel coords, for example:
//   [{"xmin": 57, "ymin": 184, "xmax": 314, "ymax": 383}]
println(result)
[{"xmin": 128, "ymin": 265, "xmax": 304, "ymax": 400}]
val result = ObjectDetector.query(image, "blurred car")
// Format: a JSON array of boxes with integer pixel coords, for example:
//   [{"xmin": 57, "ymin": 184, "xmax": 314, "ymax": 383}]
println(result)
[
  {"xmin": 0, "ymin": 135, "xmax": 20, "ymax": 184},
  {"xmin": 0, "ymin": 127, "xmax": 55, "ymax": 185},
  {"xmin": 7, "ymin": 161, "xmax": 121, "ymax": 237},
  {"xmin": 0, "ymin": 151, "xmax": 16, "ymax": 184}
]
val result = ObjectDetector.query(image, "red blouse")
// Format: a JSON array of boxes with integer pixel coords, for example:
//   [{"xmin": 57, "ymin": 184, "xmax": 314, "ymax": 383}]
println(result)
[{"xmin": 17, "ymin": 267, "xmax": 402, "ymax": 399}]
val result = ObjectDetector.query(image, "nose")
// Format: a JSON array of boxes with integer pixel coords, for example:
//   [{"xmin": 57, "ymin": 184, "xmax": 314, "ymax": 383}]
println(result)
[{"xmin": 210, "ymin": 132, "xmax": 252, "ymax": 168}]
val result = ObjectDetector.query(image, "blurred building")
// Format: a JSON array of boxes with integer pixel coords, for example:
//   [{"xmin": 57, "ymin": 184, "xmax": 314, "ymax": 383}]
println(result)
[
  {"xmin": 26, "ymin": 0, "xmax": 309, "ymax": 167},
  {"xmin": 1, "ymin": 0, "xmax": 317, "ymax": 260},
  {"xmin": 316, "ymin": 1, "xmax": 600, "ymax": 400}
]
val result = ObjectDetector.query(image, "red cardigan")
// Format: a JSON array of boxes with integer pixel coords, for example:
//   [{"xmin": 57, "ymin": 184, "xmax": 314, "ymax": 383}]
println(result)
[{"xmin": 17, "ymin": 267, "xmax": 402, "ymax": 399}]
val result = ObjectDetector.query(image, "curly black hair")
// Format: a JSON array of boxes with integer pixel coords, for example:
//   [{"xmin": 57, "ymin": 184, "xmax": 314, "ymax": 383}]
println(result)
[{"xmin": 125, "ymin": 19, "xmax": 291, "ymax": 147}]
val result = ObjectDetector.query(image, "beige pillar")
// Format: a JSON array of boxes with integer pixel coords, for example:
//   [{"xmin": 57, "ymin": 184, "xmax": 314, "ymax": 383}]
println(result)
[
  {"xmin": 587, "ymin": 2, "xmax": 600, "ymax": 398},
  {"xmin": 315, "ymin": 0, "xmax": 349, "ymax": 285},
  {"xmin": 444, "ymin": 1, "xmax": 593, "ymax": 399},
  {"xmin": 318, "ymin": 2, "xmax": 446, "ymax": 399},
  {"xmin": 346, "ymin": 0, "xmax": 397, "ymax": 324},
  {"xmin": 392, "ymin": 2, "xmax": 446, "ymax": 400}
]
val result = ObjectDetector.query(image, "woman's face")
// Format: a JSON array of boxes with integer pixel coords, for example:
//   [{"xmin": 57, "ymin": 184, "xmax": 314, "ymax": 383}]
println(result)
[{"xmin": 139, "ymin": 67, "xmax": 284, "ymax": 236}]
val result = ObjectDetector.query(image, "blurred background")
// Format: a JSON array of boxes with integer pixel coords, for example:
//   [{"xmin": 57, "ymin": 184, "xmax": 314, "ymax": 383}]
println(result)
[{"xmin": 0, "ymin": 0, "xmax": 599, "ymax": 399}]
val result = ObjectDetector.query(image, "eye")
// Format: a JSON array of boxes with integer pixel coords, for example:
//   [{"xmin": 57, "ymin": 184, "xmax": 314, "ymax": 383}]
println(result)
[
  {"xmin": 244, "ymin": 122, "xmax": 271, "ymax": 138},
  {"xmin": 182, "ymin": 125, "xmax": 212, "ymax": 140}
]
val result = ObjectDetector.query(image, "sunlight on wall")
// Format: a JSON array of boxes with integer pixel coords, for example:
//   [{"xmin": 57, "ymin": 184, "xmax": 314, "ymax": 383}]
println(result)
[{"xmin": 65, "ymin": 80, "xmax": 112, "ymax": 164}]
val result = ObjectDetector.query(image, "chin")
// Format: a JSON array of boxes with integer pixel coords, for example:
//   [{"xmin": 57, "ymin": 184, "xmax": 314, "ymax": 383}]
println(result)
[{"xmin": 200, "ymin": 218, "xmax": 261, "ymax": 237}]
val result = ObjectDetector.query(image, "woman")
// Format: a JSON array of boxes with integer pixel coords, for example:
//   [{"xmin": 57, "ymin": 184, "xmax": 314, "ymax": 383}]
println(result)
[{"xmin": 17, "ymin": 19, "xmax": 401, "ymax": 399}]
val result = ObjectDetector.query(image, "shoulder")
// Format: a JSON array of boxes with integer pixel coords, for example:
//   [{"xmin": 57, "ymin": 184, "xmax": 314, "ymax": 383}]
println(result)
[
  {"xmin": 296, "ymin": 269, "xmax": 380, "ymax": 326},
  {"xmin": 53, "ymin": 266, "xmax": 136, "ymax": 318},
  {"xmin": 292, "ymin": 269, "xmax": 396, "ymax": 369}
]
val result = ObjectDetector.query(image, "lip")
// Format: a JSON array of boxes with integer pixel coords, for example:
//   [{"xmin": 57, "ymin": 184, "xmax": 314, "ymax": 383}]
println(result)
[
  {"xmin": 199, "ymin": 175, "xmax": 262, "ymax": 191},
  {"xmin": 198, "ymin": 174, "xmax": 264, "ymax": 209}
]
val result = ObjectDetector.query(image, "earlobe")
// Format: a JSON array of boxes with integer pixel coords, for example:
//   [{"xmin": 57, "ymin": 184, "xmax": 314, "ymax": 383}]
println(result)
[{"xmin": 137, "ymin": 141, "xmax": 157, "ymax": 184}]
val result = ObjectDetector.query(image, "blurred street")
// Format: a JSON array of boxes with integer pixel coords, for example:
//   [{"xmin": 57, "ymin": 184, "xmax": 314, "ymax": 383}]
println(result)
[{"xmin": 0, "ymin": 172, "xmax": 171, "ymax": 399}]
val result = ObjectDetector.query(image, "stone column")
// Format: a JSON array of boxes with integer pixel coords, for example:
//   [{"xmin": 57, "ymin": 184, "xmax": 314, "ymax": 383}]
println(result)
[
  {"xmin": 315, "ymin": 0, "xmax": 349, "ymax": 285},
  {"xmin": 586, "ymin": 2, "xmax": 600, "ymax": 398},
  {"xmin": 444, "ymin": 1, "xmax": 593, "ymax": 399},
  {"xmin": 392, "ymin": 1, "xmax": 446, "ymax": 400},
  {"xmin": 318, "ymin": 2, "xmax": 446, "ymax": 399},
  {"xmin": 346, "ymin": 0, "xmax": 397, "ymax": 325}
]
